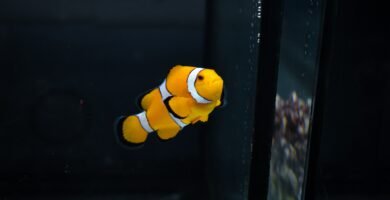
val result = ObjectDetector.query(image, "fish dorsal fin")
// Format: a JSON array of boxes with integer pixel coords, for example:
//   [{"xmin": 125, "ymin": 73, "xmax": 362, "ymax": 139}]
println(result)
[{"xmin": 136, "ymin": 88, "xmax": 153, "ymax": 110}]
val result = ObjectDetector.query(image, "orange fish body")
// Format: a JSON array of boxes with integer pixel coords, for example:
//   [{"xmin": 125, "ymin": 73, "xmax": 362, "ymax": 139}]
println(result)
[{"xmin": 116, "ymin": 65, "xmax": 224, "ymax": 146}]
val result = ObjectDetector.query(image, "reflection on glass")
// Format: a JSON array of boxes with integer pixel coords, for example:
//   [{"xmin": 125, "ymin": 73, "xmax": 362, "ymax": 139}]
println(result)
[
  {"xmin": 266, "ymin": 0, "xmax": 324, "ymax": 199},
  {"xmin": 268, "ymin": 92, "xmax": 312, "ymax": 199}
]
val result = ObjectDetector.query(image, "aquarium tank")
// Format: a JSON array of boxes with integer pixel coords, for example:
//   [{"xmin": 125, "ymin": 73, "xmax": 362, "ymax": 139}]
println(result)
[
  {"xmin": 0, "ymin": 0, "xmax": 263, "ymax": 199},
  {"xmin": 4, "ymin": 0, "xmax": 374, "ymax": 199}
]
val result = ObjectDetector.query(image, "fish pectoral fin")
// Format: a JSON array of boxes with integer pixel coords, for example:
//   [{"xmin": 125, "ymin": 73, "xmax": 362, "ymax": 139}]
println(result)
[
  {"xmin": 157, "ymin": 127, "xmax": 180, "ymax": 141},
  {"xmin": 164, "ymin": 96, "xmax": 192, "ymax": 119}
]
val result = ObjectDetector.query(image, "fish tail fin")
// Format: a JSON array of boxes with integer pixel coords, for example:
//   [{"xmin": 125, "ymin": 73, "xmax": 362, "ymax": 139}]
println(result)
[{"xmin": 114, "ymin": 115, "xmax": 148, "ymax": 149}]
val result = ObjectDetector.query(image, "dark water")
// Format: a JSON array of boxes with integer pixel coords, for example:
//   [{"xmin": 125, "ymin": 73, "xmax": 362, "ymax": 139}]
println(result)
[
  {"xmin": 0, "ymin": 0, "xmax": 208, "ymax": 199},
  {"xmin": 0, "ymin": 0, "xmax": 259, "ymax": 199},
  {"xmin": 1, "ymin": 0, "xmax": 389, "ymax": 200}
]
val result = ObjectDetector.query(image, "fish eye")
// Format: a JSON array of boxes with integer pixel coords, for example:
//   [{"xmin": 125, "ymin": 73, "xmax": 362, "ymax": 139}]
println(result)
[{"xmin": 197, "ymin": 75, "xmax": 204, "ymax": 81}]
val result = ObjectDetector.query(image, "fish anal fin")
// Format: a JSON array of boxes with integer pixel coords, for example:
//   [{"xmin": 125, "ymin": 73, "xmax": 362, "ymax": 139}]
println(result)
[{"xmin": 157, "ymin": 127, "xmax": 180, "ymax": 141}]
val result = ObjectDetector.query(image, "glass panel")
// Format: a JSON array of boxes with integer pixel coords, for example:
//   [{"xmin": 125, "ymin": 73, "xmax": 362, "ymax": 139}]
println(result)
[
  {"xmin": 267, "ymin": 0, "xmax": 324, "ymax": 199},
  {"xmin": 202, "ymin": 0, "xmax": 263, "ymax": 198}
]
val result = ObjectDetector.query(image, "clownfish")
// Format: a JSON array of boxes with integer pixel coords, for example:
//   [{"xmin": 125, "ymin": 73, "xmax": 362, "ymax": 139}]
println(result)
[{"xmin": 115, "ymin": 65, "xmax": 224, "ymax": 147}]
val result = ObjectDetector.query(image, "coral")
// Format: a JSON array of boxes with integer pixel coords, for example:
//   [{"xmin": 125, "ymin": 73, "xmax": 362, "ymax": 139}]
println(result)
[{"xmin": 268, "ymin": 92, "xmax": 312, "ymax": 200}]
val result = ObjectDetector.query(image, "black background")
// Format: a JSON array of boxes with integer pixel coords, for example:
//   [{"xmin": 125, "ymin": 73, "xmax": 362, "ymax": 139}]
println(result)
[
  {"xmin": 0, "ymin": 0, "xmax": 262, "ymax": 199},
  {"xmin": 1, "ymin": 0, "xmax": 390, "ymax": 199},
  {"xmin": 311, "ymin": 0, "xmax": 390, "ymax": 199},
  {"xmin": 0, "ymin": 0, "xmax": 207, "ymax": 198}
]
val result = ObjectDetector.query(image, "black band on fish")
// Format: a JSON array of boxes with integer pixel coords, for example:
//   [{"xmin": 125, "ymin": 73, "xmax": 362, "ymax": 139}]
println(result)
[
  {"xmin": 187, "ymin": 68, "xmax": 212, "ymax": 104},
  {"xmin": 159, "ymin": 80, "xmax": 188, "ymax": 129},
  {"xmin": 163, "ymin": 96, "xmax": 187, "ymax": 119}
]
